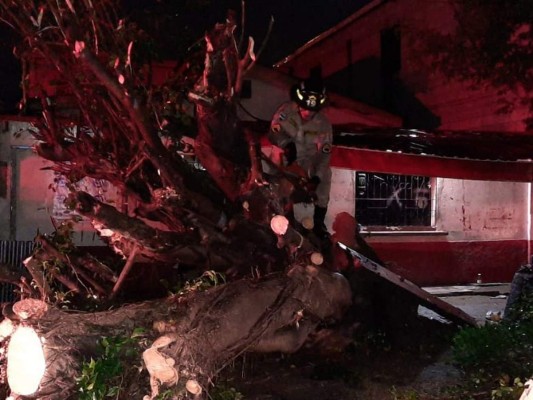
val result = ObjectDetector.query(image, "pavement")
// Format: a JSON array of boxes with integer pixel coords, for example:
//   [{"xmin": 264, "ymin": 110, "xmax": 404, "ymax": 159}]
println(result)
[
  {"xmin": 413, "ymin": 283, "xmax": 512, "ymax": 393},
  {"xmin": 424, "ymin": 283, "xmax": 510, "ymax": 297},
  {"xmin": 420, "ymin": 283, "xmax": 510, "ymax": 325}
]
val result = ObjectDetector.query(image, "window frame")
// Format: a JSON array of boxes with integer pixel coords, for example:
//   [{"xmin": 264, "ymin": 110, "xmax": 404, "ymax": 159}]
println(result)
[{"xmin": 354, "ymin": 171, "xmax": 438, "ymax": 232}]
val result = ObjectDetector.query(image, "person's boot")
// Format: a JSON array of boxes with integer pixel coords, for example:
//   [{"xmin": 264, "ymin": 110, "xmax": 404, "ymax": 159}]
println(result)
[
  {"xmin": 313, "ymin": 206, "xmax": 330, "ymax": 239},
  {"xmin": 313, "ymin": 206, "xmax": 333, "ymax": 259}
]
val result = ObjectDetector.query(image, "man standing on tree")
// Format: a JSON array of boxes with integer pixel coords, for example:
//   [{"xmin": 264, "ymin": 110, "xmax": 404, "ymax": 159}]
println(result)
[{"xmin": 269, "ymin": 77, "xmax": 333, "ymax": 240}]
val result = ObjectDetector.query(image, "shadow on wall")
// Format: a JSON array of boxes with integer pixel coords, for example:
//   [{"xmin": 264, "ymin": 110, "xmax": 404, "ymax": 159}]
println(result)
[
  {"xmin": 326, "ymin": 57, "xmax": 385, "ymax": 109},
  {"xmin": 326, "ymin": 57, "xmax": 441, "ymax": 129},
  {"xmin": 384, "ymin": 76, "xmax": 441, "ymax": 129}
]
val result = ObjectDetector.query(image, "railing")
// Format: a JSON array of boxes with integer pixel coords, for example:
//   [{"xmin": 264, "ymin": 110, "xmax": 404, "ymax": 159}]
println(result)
[{"xmin": 0, "ymin": 240, "xmax": 35, "ymax": 303}]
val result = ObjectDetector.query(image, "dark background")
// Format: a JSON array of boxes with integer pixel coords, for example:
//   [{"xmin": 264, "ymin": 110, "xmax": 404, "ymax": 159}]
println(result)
[{"xmin": 0, "ymin": 0, "xmax": 370, "ymax": 113}]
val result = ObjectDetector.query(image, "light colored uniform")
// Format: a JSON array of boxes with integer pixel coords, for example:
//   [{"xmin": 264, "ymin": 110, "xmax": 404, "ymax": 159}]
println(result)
[{"xmin": 269, "ymin": 101, "xmax": 333, "ymax": 208}]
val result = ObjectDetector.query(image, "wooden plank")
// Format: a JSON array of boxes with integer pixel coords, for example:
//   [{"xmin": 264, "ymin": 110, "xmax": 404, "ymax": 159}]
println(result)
[{"xmin": 337, "ymin": 242, "xmax": 478, "ymax": 326}]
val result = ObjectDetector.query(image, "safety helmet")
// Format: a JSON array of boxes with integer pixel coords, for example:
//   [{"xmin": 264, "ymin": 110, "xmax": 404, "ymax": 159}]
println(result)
[{"xmin": 293, "ymin": 78, "xmax": 327, "ymax": 111}]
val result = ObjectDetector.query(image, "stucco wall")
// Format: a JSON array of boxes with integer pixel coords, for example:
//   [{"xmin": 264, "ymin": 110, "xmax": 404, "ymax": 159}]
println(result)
[
  {"xmin": 14, "ymin": 146, "xmax": 56, "ymax": 240},
  {"xmin": 436, "ymin": 179, "xmax": 529, "ymax": 241},
  {"xmin": 271, "ymin": 0, "xmax": 532, "ymax": 283},
  {"xmin": 326, "ymin": 173, "xmax": 530, "ymax": 242},
  {"xmin": 0, "ymin": 122, "xmax": 48, "ymax": 240}
]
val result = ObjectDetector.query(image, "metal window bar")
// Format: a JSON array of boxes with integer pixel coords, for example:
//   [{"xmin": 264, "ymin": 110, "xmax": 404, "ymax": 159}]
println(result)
[
  {"xmin": 0, "ymin": 240, "xmax": 35, "ymax": 303},
  {"xmin": 355, "ymin": 172, "xmax": 432, "ymax": 227}
]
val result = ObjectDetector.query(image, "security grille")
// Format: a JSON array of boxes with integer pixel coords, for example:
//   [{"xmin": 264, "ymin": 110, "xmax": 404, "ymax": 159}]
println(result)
[
  {"xmin": 355, "ymin": 172, "xmax": 432, "ymax": 227},
  {"xmin": 0, "ymin": 241, "xmax": 34, "ymax": 303}
]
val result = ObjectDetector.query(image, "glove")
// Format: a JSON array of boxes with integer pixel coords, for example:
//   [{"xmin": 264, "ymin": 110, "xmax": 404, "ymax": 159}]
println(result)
[
  {"xmin": 271, "ymin": 123, "xmax": 282, "ymax": 133},
  {"xmin": 283, "ymin": 142, "xmax": 297, "ymax": 165}
]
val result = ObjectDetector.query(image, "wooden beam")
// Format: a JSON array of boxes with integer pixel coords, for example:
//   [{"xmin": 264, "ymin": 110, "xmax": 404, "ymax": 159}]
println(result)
[{"xmin": 337, "ymin": 242, "xmax": 478, "ymax": 326}]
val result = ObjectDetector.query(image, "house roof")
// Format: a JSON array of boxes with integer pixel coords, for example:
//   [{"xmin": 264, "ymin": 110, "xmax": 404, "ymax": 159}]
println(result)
[
  {"xmin": 331, "ymin": 126, "xmax": 533, "ymax": 182},
  {"xmin": 334, "ymin": 126, "xmax": 533, "ymax": 162}
]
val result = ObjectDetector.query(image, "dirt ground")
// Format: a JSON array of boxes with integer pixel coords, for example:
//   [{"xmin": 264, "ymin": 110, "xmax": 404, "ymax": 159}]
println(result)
[
  {"xmin": 0, "ymin": 284, "xmax": 506, "ymax": 399},
  {"xmin": 218, "ymin": 315, "xmax": 464, "ymax": 400},
  {"xmin": 0, "ymin": 307, "xmax": 490, "ymax": 400},
  {"xmin": 209, "ymin": 279, "xmax": 508, "ymax": 400},
  {"xmin": 218, "ymin": 291, "xmax": 510, "ymax": 400}
]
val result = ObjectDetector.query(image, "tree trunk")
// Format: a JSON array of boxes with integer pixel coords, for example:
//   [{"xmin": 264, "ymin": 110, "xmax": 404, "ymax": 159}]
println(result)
[{"xmin": 1, "ymin": 266, "xmax": 351, "ymax": 399}]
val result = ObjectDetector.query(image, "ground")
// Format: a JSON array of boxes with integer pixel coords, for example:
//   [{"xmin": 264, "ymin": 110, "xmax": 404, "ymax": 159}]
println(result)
[
  {"xmin": 218, "ymin": 317, "xmax": 461, "ymax": 400},
  {"xmin": 217, "ymin": 289, "xmax": 510, "ymax": 400}
]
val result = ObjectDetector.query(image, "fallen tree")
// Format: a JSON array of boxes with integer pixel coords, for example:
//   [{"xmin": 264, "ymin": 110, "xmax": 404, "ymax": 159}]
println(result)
[
  {"xmin": 0, "ymin": 0, "xmax": 308, "ymax": 296},
  {"xmin": 0, "ymin": 1, "xmax": 354, "ymax": 398},
  {"xmin": 1, "ymin": 265, "xmax": 351, "ymax": 399}
]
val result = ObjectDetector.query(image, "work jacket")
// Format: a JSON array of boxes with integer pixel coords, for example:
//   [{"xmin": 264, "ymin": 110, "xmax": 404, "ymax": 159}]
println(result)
[{"xmin": 269, "ymin": 101, "xmax": 333, "ymax": 208}]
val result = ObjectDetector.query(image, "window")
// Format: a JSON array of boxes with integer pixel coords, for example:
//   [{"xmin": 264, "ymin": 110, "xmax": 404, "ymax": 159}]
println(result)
[{"xmin": 355, "ymin": 172, "xmax": 433, "ymax": 228}]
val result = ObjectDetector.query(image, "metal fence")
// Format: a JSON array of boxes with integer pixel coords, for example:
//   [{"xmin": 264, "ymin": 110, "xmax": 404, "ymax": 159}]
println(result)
[{"xmin": 0, "ymin": 240, "xmax": 35, "ymax": 303}]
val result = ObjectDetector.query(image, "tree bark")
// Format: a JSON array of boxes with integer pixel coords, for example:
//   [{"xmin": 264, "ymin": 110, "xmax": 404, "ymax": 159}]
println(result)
[{"xmin": 1, "ymin": 266, "xmax": 351, "ymax": 399}]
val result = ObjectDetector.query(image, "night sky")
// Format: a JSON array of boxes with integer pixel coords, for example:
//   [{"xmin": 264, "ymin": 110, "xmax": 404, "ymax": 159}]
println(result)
[
  {"xmin": 0, "ymin": 25, "xmax": 21, "ymax": 113},
  {"xmin": 0, "ymin": 0, "xmax": 370, "ymax": 112}
]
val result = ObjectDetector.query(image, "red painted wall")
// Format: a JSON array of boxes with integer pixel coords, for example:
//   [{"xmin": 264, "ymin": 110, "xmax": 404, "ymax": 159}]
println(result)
[{"xmin": 369, "ymin": 239, "xmax": 529, "ymax": 286}]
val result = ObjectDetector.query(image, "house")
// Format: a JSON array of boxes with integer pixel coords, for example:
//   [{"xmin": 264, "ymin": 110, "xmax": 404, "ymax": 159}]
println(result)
[
  {"xmin": 271, "ymin": 0, "xmax": 533, "ymax": 285},
  {"xmin": 3, "ymin": 0, "xmax": 532, "ymax": 288}
]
